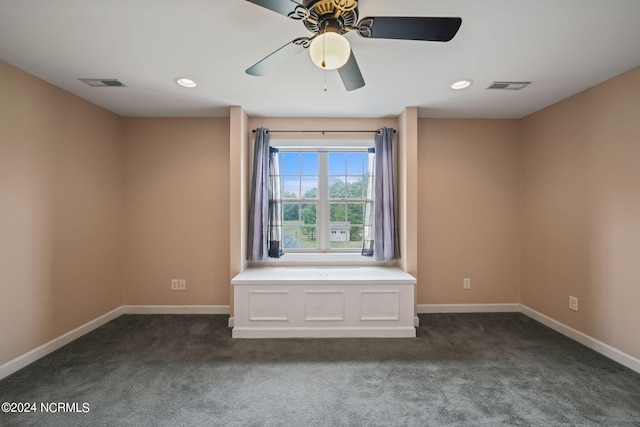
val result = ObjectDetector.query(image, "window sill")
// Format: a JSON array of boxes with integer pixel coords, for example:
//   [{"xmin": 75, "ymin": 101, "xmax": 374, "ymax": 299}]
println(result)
[{"xmin": 248, "ymin": 253, "xmax": 396, "ymax": 267}]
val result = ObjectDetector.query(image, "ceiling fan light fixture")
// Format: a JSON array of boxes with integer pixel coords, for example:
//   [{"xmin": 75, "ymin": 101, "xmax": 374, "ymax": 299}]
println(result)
[{"xmin": 309, "ymin": 31, "xmax": 351, "ymax": 70}]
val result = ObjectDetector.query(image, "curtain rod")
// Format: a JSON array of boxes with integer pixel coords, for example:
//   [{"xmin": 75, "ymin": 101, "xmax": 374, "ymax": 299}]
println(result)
[{"xmin": 252, "ymin": 129, "xmax": 396, "ymax": 134}]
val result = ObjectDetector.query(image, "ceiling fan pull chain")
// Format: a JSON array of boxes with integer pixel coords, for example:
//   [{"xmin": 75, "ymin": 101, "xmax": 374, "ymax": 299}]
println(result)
[
  {"xmin": 324, "ymin": 69, "xmax": 328, "ymax": 92},
  {"xmin": 322, "ymin": 21, "xmax": 328, "ymax": 91}
]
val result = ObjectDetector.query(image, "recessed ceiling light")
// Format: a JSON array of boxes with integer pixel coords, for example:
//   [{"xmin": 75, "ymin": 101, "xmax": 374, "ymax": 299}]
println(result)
[
  {"xmin": 451, "ymin": 80, "xmax": 472, "ymax": 90},
  {"xmin": 175, "ymin": 77, "xmax": 197, "ymax": 88}
]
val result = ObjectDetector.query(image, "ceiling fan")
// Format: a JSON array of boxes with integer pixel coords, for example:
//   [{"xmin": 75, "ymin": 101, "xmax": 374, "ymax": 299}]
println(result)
[{"xmin": 245, "ymin": 0, "xmax": 462, "ymax": 91}]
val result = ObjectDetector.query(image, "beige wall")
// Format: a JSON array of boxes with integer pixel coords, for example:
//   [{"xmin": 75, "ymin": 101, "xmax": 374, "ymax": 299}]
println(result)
[
  {"xmin": 521, "ymin": 66, "xmax": 640, "ymax": 359},
  {"xmin": 0, "ymin": 61, "xmax": 123, "ymax": 366},
  {"xmin": 122, "ymin": 118, "xmax": 230, "ymax": 306},
  {"xmin": 417, "ymin": 119, "xmax": 522, "ymax": 305},
  {"xmin": 2, "ymin": 54, "xmax": 639, "ymax": 368}
]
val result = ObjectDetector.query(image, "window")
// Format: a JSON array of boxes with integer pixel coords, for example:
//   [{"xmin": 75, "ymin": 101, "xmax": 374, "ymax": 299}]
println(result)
[{"xmin": 276, "ymin": 142, "xmax": 373, "ymax": 253}]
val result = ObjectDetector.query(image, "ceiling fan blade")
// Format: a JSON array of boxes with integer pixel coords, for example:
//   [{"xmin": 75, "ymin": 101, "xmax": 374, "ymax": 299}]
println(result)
[
  {"xmin": 338, "ymin": 51, "xmax": 365, "ymax": 91},
  {"xmin": 245, "ymin": 0, "xmax": 307, "ymax": 19},
  {"xmin": 246, "ymin": 38, "xmax": 309, "ymax": 76},
  {"xmin": 358, "ymin": 17, "xmax": 462, "ymax": 42}
]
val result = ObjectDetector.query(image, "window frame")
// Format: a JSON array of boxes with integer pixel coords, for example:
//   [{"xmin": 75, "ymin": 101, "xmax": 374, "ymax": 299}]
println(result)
[{"xmin": 273, "ymin": 139, "xmax": 373, "ymax": 254}]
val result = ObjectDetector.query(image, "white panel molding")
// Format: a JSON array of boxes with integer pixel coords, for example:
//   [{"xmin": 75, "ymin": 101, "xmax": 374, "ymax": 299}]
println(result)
[
  {"xmin": 0, "ymin": 306, "xmax": 123, "ymax": 381},
  {"xmin": 520, "ymin": 305, "xmax": 640, "ymax": 374},
  {"xmin": 122, "ymin": 305, "xmax": 230, "ymax": 315},
  {"xmin": 417, "ymin": 304, "xmax": 521, "ymax": 313}
]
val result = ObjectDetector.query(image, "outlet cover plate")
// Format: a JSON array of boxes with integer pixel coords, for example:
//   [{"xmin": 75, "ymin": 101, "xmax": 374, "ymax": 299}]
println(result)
[{"xmin": 569, "ymin": 296, "xmax": 578, "ymax": 311}]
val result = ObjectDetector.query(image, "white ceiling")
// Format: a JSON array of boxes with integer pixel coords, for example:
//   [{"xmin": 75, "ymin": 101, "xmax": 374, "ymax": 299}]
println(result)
[{"xmin": 1, "ymin": 0, "xmax": 639, "ymax": 119}]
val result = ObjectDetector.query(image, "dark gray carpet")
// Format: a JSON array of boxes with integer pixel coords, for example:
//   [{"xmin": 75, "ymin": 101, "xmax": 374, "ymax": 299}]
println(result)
[{"xmin": 1, "ymin": 313, "xmax": 639, "ymax": 426}]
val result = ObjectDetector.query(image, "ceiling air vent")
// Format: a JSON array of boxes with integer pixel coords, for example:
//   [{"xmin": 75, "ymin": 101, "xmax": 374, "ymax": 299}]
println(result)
[
  {"xmin": 486, "ymin": 81, "xmax": 531, "ymax": 90},
  {"xmin": 79, "ymin": 78, "xmax": 127, "ymax": 87}
]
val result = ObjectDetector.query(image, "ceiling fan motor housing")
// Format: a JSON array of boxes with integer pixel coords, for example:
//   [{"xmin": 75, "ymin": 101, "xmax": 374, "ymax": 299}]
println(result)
[{"xmin": 303, "ymin": 0, "xmax": 359, "ymax": 35}]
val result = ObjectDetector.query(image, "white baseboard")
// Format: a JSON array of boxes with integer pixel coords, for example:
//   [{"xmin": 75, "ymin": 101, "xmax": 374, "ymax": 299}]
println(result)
[
  {"xmin": 418, "ymin": 303, "xmax": 521, "ymax": 314},
  {"xmin": 228, "ymin": 317, "xmax": 235, "ymax": 328},
  {"xmin": 232, "ymin": 326, "xmax": 416, "ymax": 339},
  {"xmin": 122, "ymin": 305, "xmax": 230, "ymax": 315},
  {"xmin": 520, "ymin": 305, "xmax": 640, "ymax": 374},
  {"xmin": 3, "ymin": 303, "xmax": 637, "ymax": 380},
  {"xmin": 0, "ymin": 305, "xmax": 232, "ymax": 381},
  {"xmin": 414, "ymin": 316, "xmax": 419, "ymax": 327},
  {"xmin": 0, "ymin": 306, "xmax": 123, "ymax": 381}
]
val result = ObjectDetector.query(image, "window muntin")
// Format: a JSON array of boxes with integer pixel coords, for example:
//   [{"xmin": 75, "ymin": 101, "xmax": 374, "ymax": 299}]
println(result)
[{"xmin": 277, "ymin": 145, "xmax": 372, "ymax": 253}]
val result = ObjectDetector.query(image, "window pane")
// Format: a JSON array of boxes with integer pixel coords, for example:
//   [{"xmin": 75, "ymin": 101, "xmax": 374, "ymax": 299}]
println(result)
[
  {"xmin": 363, "ymin": 176, "xmax": 371, "ymax": 198},
  {"xmin": 347, "ymin": 203, "xmax": 364, "ymax": 224},
  {"xmin": 300, "ymin": 203, "xmax": 317, "ymax": 226},
  {"xmin": 329, "ymin": 176, "xmax": 346, "ymax": 198},
  {"xmin": 346, "ymin": 176, "xmax": 364, "ymax": 198},
  {"xmin": 330, "ymin": 203, "xmax": 346, "ymax": 222},
  {"xmin": 300, "ymin": 225, "xmax": 317, "ymax": 249},
  {"xmin": 283, "ymin": 203, "xmax": 300, "ymax": 222},
  {"xmin": 347, "ymin": 153, "xmax": 364, "ymax": 175},
  {"xmin": 301, "ymin": 202, "xmax": 317, "ymax": 249},
  {"xmin": 364, "ymin": 153, "xmax": 373, "ymax": 175},
  {"xmin": 330, "ymin": 240, "xmax": 347, "ymax": 249},
  {"xmin": 301, "ymin": 153, "xmax": 318, "ymax": 175},
  {"xmin": 348, "ymin": 225, "xmax": 363, "ymax": 248},
  {"xmin": 284, "ymin": 226, "xmax": 317, "ymax": 249},
  {"xmin": 281, "ymin": 152, "xmax": 300, "ymax": 174},
  {"xmin": 328, "ymin": 152, "xmax": 346, "ymax": 175},
  {"xmin": 329, "ymin": 214, "xmax": 349, "ymax": 248},
  {"xmin": 283, "ymin": 202, "xmax": 318, "ymax": 250},
  {"xmin": 283, "ymin": 224, "xmax": 302, "ymax": 249},
  {"xmin": 301, "ymin": 176, "xmax": 318, "ymax": 199},
  {"xmin": 283, "ymin": 176, "xmax": 300, "ymax": 198}
]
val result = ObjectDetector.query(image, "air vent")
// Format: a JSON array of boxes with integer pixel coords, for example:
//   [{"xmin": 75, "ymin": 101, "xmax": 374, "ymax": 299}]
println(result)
[
  {"xmin": 79, "ymin": 78, "xmax": 127, "ymax": 87},
  {"xmin": 486, "ymin": 81, "xmax": 531, "ymax": 90}
]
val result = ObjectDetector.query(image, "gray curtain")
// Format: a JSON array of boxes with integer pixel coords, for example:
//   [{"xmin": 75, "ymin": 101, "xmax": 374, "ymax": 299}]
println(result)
[
  {"xmin": 373, "ymin": 127, "xmax": 399, "ymax": 261},
  {"xmin": 248, "ymin": 128, "xmax": 283, "ymax": 260}
]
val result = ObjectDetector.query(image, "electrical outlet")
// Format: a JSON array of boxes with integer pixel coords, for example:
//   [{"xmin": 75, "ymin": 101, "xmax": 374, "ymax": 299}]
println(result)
[
  {"xmin": 178, "ymin": 279, "xmax": 186, "ymax": 291},
  {"xmin": 569, "ymin": 296, "xmax": 578, "ymax": 311},
  {"xmin": 463, "ymin": 278, "xmax": 471, "ymax": 290},
  {"xmin": 170, "ymin": 279, "xmax": 179, "ymax": 291}
]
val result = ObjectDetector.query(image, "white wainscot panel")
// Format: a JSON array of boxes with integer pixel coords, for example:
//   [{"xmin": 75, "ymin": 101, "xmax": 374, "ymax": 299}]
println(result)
[
  {"xmin": 360, "ymin": 290, "xmax": 400, "ymax": 321},
  {"xmin": 304, "ymin": 290, "xmax": 345, "ymax": 322},
  {"xmin": 249, "ymin": 291, "xmax": 288, "ymax": 321}
]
